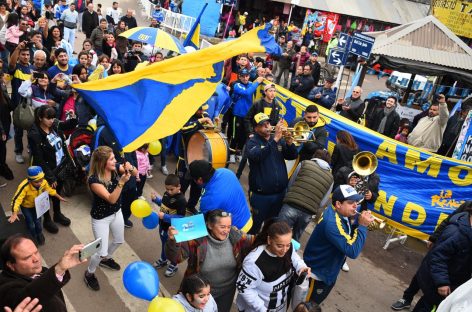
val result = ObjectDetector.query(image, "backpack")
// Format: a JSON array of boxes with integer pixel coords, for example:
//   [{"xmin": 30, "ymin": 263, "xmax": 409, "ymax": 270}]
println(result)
[{"xmin": 13, "ymin": 96, "xmax": 34, "ymax": 130}]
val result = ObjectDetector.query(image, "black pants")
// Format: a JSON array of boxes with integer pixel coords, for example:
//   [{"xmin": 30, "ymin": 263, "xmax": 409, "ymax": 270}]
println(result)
[
  {"xmin": 403, "ymin": 273, "xmax": 420, "ymax": 302},
  {"xmin": 50, "ymin": 180, "xmax": 64, "ymax": 214},
  {"xmin": 121, "ymin": 185, "xmax": 137, "ymax": 222},
  {"xmin": 229, "ymin": 116, "xmax": 247, "ymax": 152},
  {"xmin": 307, "ymin": 278, "xmax": 335, "ymax": 305},
  {"xmin": 176, "ymin": 158, "xmax": 201, "ymax": 211},
  {"xmin": 136, "ymin": 174, "xmax": 147, "ymax": 197},
  {"xmin": 0, "ymin": 138, "xmax": 7, "ymax": 168}
]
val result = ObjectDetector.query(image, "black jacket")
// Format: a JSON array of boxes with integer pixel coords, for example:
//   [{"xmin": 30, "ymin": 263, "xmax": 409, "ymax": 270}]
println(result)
[
  {"xmin": 0, "ymin": 86, "xmax": 13, "ymax": 136},
  {"xmin": 417, "ymin": 212, "xmax": 472, "ymax": 299},
  {"xmin": 246, "ymin": 133, "xmax": 298, "ymax": 194},
  {"xmin": 368, "ymin": 108, "xmax": 400, "ymax": 138},
  {"xmin": 28, "ymin": 118, "xmax": 77, "ymax": 183},
  {"xmin": 244, "ymin": 98, "xmax": 281, "ymax": 135},
  {"xmin": 437, "ymin": 112, "xmax": 465, "ymax": 156},
  {"xmin": 293, "ymin": 75, "xmax": 314, "ymax": 99},
  {"xmin": 82, "ymin": 10, "xmax": 99, "ymax": 37},
  {"xmin": 0, "ymin": 265, "xmax": 71, "ymax": 312},
  {"xmin": 120, "ymin": 15, "xmax": 137, "ymax": 29},
  {"xmin": 429, "ymin": 201, "xmax": 471, "ymax": 243},
  {"xmin": 306, "ymin": 60, "xmax": 321, "ymax": 86}
]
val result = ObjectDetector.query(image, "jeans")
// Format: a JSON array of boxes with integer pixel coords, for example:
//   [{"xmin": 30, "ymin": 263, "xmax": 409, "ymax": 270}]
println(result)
[
  {"xmin": 278, "ymin": 203, "xmax": 312, "ymax": 241},
  {"xmin": 159, "ymin": 227, "xmax": 174, "ymax": 263},
  {"xmin": 14, "ymin": 126, "xmax": 24, "ymax": 154},
  {"xmin": 249, "ymin": 191, "xmax": 285, "ymax": 234},
  {"xmin": 21, "ymin": 207, "xmax": 42, "ymax": 238},
  {"xmin": 307, "ymin": 278, "xmax": 335, "ymax": 304},
  {"xmin": 160, "ymin": 137, "xmax": 167, "ymax": 167},
  {"xmin": 275, "ymin": 67, "xmax": 290, "ymax": 88},
  {"xmin": 87, "ymin": 210, "xmax": 124, "ymax": 273},
  {"xmin": 63, "ymin": 27, "xmax": 76, "ymax": 49}
]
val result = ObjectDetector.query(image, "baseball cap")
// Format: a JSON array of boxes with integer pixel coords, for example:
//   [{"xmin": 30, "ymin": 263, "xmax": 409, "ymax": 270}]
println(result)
[
  {"xmin": 263, "ymin": 84, "xmax": 276, "ymax": 92},
  {"xmin": 253, "ymin": 112, "xmax": 270, "ymax": 125},
  {"xmin": 332, "ymin": 185, "xmax": 363, "ymax": 203},
  {"xmin": 311, "ymin": 52, "xmax": 318, "ymax": 57},
  {"xmin": 239, "ymin": 68, "xmax": 249, "ymax": 76},
  {"xmin": 244, "ymin": 12, "xmax": 248, "ymax": 15},
  {"xmin": 28, "ymin": 166, "xmax": 45, "ymax": 181},
  {"xmin": 199, "ymin": 103, "xmax": 209, "ymax": 110},
  {"xmin": 189, "ymin": 159, "xmax": 213, "ymax": 180},
  {"xmin": 325, "ymin": 77, "xmax": 335, "ymax": 83}
]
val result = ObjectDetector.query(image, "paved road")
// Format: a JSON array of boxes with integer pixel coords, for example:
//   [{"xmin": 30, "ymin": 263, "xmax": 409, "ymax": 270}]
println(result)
[{"xmin": 0, "ymin": 1, "xmax": 421, "ymax": 311}]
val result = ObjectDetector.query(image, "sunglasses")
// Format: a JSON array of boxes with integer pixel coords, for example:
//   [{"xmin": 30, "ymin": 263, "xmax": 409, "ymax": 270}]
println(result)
[{"xmin": 217, "ymin": 211, "xmax": 231, "ymax": 217}]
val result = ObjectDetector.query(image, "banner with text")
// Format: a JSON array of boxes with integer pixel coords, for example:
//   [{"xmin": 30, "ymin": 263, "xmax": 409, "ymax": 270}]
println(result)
[
  {"xmin": 432, "ymin": 0, "xmax": 472, "ymax": 38},
  {"xmin": 268, "ymin": 84, "xmax": 472, "ymax": 240}
]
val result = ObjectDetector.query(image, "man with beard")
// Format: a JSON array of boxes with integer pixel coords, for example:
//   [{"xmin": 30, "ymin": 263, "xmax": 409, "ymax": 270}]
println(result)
[
  {"xmin": 305, "ymin": 52, "xmax": 321, "ymax": 87},
  {"xmin": 274, "ymin": 39, "xmax": 295, "ymax": 88},
  {"xmin": 437, "ymin": 96, "xmax": 471, "ymax": 156},
  {"xmin": 290, "ymin": 104, "xmax": 327, "ymax": 156},
  {"xmin": 47, "ymin": 48, "xmax": 72, "ymax": 78},
  {"xmin": 368, "ymin": 96, "xmax": 400, "ymax": 138},
  {"xmin": 176, "ymin": 105, "xmax": 214, "ymax": 214},
  {"xmin": 335, "ymin": 86, "xmax": 365, "ymax": 123},
  {"xmin": 408, "ymin": 94, "xmax": 449, "ymax": 152},
  {"xmin": 293, "ymin": 64, "xmax": 314, "ymax": 99},
  {"xmin": 308, "ymin": 78, "xmax": 336, "ymax": 109}
]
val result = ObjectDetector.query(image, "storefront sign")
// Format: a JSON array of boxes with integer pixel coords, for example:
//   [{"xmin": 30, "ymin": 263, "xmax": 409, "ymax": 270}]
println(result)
[{"xmin": 433, "ymin": 0, "xmax": 472, "ymax": 38}]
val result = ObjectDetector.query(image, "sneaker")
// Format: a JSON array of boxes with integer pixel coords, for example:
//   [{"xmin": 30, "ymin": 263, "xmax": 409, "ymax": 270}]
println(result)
[
  {"xmin": 229, "ymin": 155, "xmax": 236, "ymax": 163},
  {"xmin": 342, "ymin": 262, "xmax": 350, "ymax": 272},
  {"xmin": 0, "ymin": 165, "xmax": 14, "ymax": 180},
  {"xmin": 165, "ymin": 264, "xmax": 178, "ymax": 277},
  {"xmin": 99, "ymin": 258, "xmax": 121, "ymax": 271},
  {"xmin": 153, "ymin": 258, "xmax": 169, "ymax": 269},
  {"xmin": 391, "ymin": 299, "xmax": 411, "ymax": 311},
  {"xmin": 84, "ymin": 271, "xmax": 100, "ymax": 291},
  {"xmin": 37, "ymin": 233, "xmax": 45, "ymax": 246},
  {"xmin": 138, "ymin": 196, "xmax": 146, "ymax": 200},
  {"xmin": 43, "ymin": 216, "xmax": 59, "ymax": 234},
  {"xmin": 124, "ymin": 220, "xmax": 133, "ymax": 228},
  {"xmin": 235, "ymin": 155, "xmax": 242, "ymax": 163},
  {"xmin": 0, "ymin": 182, "xmax": 6, "ymax": 188},
  {"xmin": 54, "ymin": 212, "xmax": 71, "ymax": 226},
  {"xmin": 161, "ymin": 166, "xmax": 169, "ymax": 175},
  {"xmin": 15, "ymin": 154, "xmax": 24, "ymax": 164},
  {"xmin": 146, "ymin": 170, "xmax": 153, "ymax": 179}
]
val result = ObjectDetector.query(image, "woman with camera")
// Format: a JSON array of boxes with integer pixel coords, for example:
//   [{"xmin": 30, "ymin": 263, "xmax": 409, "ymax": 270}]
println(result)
[
  {"xmin": 27, "ymin": 104, "xmax": 77, "ymax": 234},
  {"xmin": 236, "ymin": 219, "xmax": 310, "ymax": 312},
  {"xmin": 84, "ymin": 146, "xmax": 131, "ymax": 291},
  {"xmin": 166, "ymin": 209, "xmax": 254, "ymax": 312}
]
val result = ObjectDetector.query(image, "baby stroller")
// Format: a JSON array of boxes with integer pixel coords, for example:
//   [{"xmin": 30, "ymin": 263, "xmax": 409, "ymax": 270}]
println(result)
[{"xmin": 62, "ymin": 126, "xmax": 94, "ymax": 196}]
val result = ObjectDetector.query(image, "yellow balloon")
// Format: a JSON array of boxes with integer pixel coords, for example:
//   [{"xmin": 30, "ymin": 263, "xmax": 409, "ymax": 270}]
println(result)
[
  {"xmin": 148, "ymin": 141, "xmax": 162, "ymax": 156},
  {"xmin": 130, "ymin": 199, "xmax": 152, "ymax": 218},
  {"xmin": 87, "ymin": 119, "xmax": 97, "ymax": 131},
  {"xmin": 148, "ymin": 297, "xmax": 185, "ymax": 312}
]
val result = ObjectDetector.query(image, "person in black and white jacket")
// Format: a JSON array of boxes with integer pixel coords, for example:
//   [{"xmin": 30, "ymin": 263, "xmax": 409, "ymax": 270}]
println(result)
[{"xmin": 236, "ymin": 220, "xmax": 310, "ymax": 312}]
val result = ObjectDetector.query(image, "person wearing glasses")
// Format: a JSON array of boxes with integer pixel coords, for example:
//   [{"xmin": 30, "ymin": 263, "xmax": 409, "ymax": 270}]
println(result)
[
  {"xmin": 308, "ymin": 77, "xmax": 336, "ymax": 110},
  {"xmin": 334, "ymin": 86, "xmax": 365, "ymax": 123},
  {"xmin": 166, "ymin": 209, "xmax": 255, "ymax": 312},
  {"xmin": 303, "ymin": 185, "xmax": 373, "ymax": 310}
]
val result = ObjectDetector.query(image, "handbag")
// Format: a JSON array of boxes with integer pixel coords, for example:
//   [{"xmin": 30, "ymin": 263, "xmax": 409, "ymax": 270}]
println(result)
[
  {"xmin": 54, "ymin": 156, "xmax": 76, "ymax": 182},
  {"xmin": 63, "ymin": 20, "xmax": 77, "ymax": 29},
  {"xmin": 13, "ymin": 96, "xmax": 34, "ymax": 130},
  {"xmin": 291, "ymin": 275, "xmax": 310, "ymax": 310}
]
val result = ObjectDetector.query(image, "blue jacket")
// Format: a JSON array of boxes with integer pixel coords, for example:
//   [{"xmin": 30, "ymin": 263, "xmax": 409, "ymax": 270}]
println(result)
[
  {"xmin": 246, "ymin": 134, "xmax": 298, "ymax": 195},
  {"xmin": 232, "ymin": 81, "xmax": 260, "ymax": 117},
  {"xmin": 308, "ymin": 86, "xmax": 336, "ymax": 109},
  {"xmin": 417, "ymin": 212, "xmax": 472, "ymax": 295},
  {"xmin": 200, "ymin": 168, "xmax": 251, "ymax": 230},
  {"xmin": 304, "ymin": 206, "xmax": 367, "ymax": 285}
]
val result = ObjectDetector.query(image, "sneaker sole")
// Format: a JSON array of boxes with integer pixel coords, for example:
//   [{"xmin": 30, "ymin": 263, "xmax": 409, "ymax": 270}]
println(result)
[
  {"xmin": 165, "ymin": 272, "xmax": 177, "ymax": 277},
  {"xmin": 84, "ymin": 276, "xmax": 100, "ymax": 291},
  {"xmin": 99, "ymin": 263, "xmax": 121, "ymax": 271},
  {"xmin": 391, "ymin": 306, "xmax": 410, "ymax": 311}
]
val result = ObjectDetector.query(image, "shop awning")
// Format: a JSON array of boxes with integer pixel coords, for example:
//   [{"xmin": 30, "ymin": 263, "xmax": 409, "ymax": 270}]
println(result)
[{"xmin": 271, "ymin": 0, "xmax": 430, "ymax": 24}]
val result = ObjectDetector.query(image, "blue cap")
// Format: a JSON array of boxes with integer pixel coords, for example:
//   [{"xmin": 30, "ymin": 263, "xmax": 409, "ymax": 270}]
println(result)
[
  {"xmin": 238, "ymin": 68, "xmax": 249, "ymax": 76},
  {"xmin": 27, "ymin": 166, "xmax": 45, "ymax": 181},
  {"xmin": 332, "ymin": 185, "xmax": 363, "ymax": 203},
  {"xmin": 311, "ymin": 52, "xmax": 318, "ymax": 56}
]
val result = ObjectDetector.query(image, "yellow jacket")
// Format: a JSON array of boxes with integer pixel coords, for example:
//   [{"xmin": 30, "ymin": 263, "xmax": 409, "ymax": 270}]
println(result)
[{"xmin": 11, "ymin": 179, "xmax": 57, "ymax": 213}]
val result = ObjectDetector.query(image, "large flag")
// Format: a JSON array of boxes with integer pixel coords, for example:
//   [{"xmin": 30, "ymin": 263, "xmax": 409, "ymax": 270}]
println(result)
[
  {"xmin": 73, "ymin": 23, "xmax": 281, "ymax": 152},
  {"xmin": 183, "ymin": 3, "xmax": 208, "ymax": 50},
  {"xmin": 265, "ymin": 82, "xmax": 472, "ymax": 240}
]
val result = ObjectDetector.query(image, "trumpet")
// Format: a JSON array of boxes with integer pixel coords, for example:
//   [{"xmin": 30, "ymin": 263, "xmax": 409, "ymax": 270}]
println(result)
[
  {"xmin": 355, "ymin": 211, "xmax": 386, "ymax": 230},
  {"xmin": 271, "ymin": 121, "xmax": 312, "ymax": 145}
]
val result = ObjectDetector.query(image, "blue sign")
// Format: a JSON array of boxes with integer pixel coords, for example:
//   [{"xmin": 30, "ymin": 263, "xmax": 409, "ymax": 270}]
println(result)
[
  {"xmin": 328, "ymin": 48, "xmax": 346, "ymax": 66},
  {"xmin": 337, "ymin": 32, "xmax": 351, "ymax": 50},
  {"xmin": 171, "ymin": 214, "xmax": 209, "ymax": 243},
  {"xmin": 349, "ymin": 33, "xmax": 375, "ymax": 59}
]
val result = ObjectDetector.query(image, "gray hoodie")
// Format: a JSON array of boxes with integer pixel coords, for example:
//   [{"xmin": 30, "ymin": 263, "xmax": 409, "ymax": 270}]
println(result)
[{"xmin": 173, "ymin": 293, "xmax": 218, "ymax": 312}]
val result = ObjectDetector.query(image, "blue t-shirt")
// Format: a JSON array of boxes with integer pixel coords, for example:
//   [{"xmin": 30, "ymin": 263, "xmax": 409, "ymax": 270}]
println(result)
[
  {"xmin": 47, "ymin": 64, "xmax": 72, "ymax": 79},
  {"xmin": 200, "ymin": 168, "xmax": 251, "ymax": 230}
]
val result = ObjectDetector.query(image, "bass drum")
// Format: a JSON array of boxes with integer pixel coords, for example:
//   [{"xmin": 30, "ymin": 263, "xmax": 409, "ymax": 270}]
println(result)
[{"xmin": 186, "ymin": 130, "xmax": 229, "ymax": 169}]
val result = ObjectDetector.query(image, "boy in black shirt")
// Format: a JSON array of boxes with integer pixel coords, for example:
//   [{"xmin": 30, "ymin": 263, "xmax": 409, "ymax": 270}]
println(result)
[{"xmin": 151, "ymin": 174, "xmax": 187, "ymax": 277}]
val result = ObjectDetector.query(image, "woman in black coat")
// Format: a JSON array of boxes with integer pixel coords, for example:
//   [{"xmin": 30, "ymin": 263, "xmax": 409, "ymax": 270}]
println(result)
[
  {"xmin": 0, "ymin": 77, "xmax": 14, "ymax": 181},
  {"xmin": 28, "ymin": 105, "xmax": 77, "ymax": 234}
]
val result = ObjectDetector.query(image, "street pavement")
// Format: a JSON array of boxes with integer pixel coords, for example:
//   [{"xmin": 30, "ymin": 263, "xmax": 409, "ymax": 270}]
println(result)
[{"xmin": 0, "ymin": 1, "xmax": 420, "ymax": 311}]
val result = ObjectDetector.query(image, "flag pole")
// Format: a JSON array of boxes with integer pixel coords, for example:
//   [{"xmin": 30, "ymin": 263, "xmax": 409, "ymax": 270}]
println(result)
[{"xmin": 222, "ymin": 4, "xmax": 234, "ymax": 38}]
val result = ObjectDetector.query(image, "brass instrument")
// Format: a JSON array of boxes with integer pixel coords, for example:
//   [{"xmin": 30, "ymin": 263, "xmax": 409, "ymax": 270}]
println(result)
[
  {"xmin": 271, "ymin": 121, "xmax": 312, "ymax": 145},
  {"xmin": 352, "ymin": 151, "xmax": 386, "ymax": 230}
]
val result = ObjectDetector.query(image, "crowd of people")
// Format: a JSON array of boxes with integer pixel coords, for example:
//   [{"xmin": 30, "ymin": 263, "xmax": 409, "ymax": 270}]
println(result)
[{"xmin": 0, "ymin": 1, "xmax": 470, "ymax": 312}]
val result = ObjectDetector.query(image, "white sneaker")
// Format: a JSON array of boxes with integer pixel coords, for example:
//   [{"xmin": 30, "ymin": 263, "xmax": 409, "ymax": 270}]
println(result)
[
  {"xmin": 235, "ymin": 155, "xmax": 242, "ymax": 163},
  {"xmin": 342, "ymin": 262, "xmax": 350, "ymax": 272},
  {"xmin": 0, "ymin": 182, "xmax": 6, "ymax": 188},
  {"xmin": 15, "ymin": 154, "xmax": 24, "ymax": 164},
  {"xmin": 229, "ymin": 155, "xmax": 236, "ymax": 163},
  {"xmin": 138, "ymin": 196, "xmax": 146, "ymax": 200},
  {"xmin": 146, "ymin": 170, "xmax": 153, "ymax": 179},
  {"xmin": 161, "ymin": 166, "xmax": 169, "ymax": 175}
]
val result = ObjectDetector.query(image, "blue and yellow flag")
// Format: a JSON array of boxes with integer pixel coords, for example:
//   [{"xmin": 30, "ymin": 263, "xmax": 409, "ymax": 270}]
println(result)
[
  {"xmin": 183, "ymin": 3, "xmax": 207, "ymax": 50},
  {"xmin": 265, "ymin": 82, "xmax": 472, "ymax": 240},
  {"xmin": 73, "ymin": 23, "xmax": 281, "ymax": 152}
]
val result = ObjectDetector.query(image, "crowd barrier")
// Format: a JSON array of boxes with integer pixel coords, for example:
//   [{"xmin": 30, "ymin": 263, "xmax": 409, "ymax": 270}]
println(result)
[{"xmin": 137, "ymin": 0, "xmax": 196, "ymax": 34}]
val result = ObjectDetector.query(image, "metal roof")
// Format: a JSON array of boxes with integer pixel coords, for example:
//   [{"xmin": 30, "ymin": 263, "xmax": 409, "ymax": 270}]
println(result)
[
  {"xmin": 271, "ymin": 0, "xmax": 429, "ymax": 24},
  {"xmin": 366, "ymin": 15, "xmax": 472, "ymax": 71}
]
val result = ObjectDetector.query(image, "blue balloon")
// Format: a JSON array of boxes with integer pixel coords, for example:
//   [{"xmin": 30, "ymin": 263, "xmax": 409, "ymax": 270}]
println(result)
[
  {"xmin": 123, "ymin": 261, "xmax": 159, "ymax": 301},
  {"xmin": 142, "ymin": 212, "xmax": 159, "ymax": 229}
]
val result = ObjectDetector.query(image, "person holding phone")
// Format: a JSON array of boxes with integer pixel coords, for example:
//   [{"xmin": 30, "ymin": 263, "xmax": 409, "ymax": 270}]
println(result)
[{"xmin": 83, "ymin": 146, "xmax": 131, "ymax": 291}]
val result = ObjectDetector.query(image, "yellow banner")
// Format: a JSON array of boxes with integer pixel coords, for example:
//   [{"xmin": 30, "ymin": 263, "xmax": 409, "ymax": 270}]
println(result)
[{"xmin": 432, "ymin": 0, "xmax": 472, "ymax": 38}]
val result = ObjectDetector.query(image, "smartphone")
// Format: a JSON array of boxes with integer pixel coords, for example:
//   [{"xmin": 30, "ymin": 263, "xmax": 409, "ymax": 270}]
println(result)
[
  {"xmin": 79, "ymin": 238, "xmax": 102, "ymax": 261},
  {"xmin": 296, "ymin": 271, "xmax": 308, "ymax": 285},
  {"xmin": 33, "ymin": 72, "xmax": 44, "ymax": 79}
]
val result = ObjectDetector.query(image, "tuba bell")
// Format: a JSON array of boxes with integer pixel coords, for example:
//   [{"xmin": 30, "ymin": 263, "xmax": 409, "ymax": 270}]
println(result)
[{"xmin": 352, "ymin": 151, "xmax": 378, "ymax": 176}]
